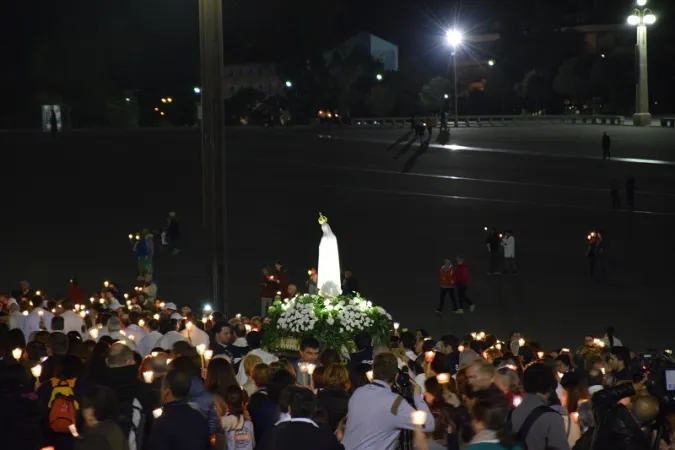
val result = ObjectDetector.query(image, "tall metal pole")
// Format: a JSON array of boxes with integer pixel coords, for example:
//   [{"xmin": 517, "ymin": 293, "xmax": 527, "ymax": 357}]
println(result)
[
  {"xmin": 633, "ymin": 23, "xmax": 651, "ymax": 126},
  {"xmin": 453, "ymin": 49, "xmax": 459, "ymax": 127},
  {"xmin": 198, "ymin": 0, "xmax": 227, "ymax": 314}
]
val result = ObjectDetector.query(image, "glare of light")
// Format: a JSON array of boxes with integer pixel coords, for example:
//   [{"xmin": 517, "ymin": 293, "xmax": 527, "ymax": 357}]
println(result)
[
  {"xmin": 204, "ymin": 349, "xmax": 213, "ymax": 360},
  {"xmin": 203, "ymin": 304, "xmax": 212, "ymax": 312},
  {"xmin": 153, "ymin": 408, "xmax": 163, "ymax": 419},
  {"xmin": 601, "ymin": 54, "xmax": 606, "ymax": 59},
  {"xmin": 366, "ymin": 370, "xmax": 373, "ymax": 381},
  {"xmin": 154, "ymin": 107, "xmax": 159, "ymax": 112},
  {"xmin": 193, "ymin": 86, "xmax": 201, "ymax": 94},
  {"xmin": 627, "ymin": 15, "xmax": 640, "ymax": 25},
  {"xmin": 160, "ymin": 112, "xmax": 165, "ymax": 116},
  {"xmin": 512, "ymin": 395, "xmax": 523, "ymax": 407},
  {"xmin": 376, "ymin": 73, "xmax": 383, "ymax": 81},
  {"xmin": 643, "ymin": 14, "xmax": 656, "ymax": 25},
  {"xmin": 637, "ymin": 0, "xmax": 647, "ymax": 6},
  {"xmin": 143, "ymin": 371, "xmax": 154, "ymax": 383},
  {"xmin": 161, "ymin": 98, "xmax": 167, "ymax": 103},
  {"xmin": 518, "ymin": 338, "xmax": 525, "ymax": 347},
  {"xmin": 446, "ymin": 29, "xmax": 463, "ymax": 47},
  {"xmin": 488, "ymin": 59, "xmax": 495, "ymax": 66},
  {"xmin": 285, "ymin": 80, "xmax": 292, "ymax": 88},
  {"xmin": 444, "ymin": 94, "xmax": 449, "ymax": 99},
  {"xmin": 125, "ymin": 97, "xmax": 131, "ymax": 102},
  {"xmin": 166, "ymin": 97, "xmax": 173, "ymax": 103},
  {"xmin": 393, "ymin": 322, "xmax": 400, "ymax": 330}
]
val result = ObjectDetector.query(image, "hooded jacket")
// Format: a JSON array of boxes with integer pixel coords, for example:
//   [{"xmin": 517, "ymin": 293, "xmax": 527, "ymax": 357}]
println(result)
[{"xmin": 591, "ymin": 383, "xmax": 649, "ymax": 450}]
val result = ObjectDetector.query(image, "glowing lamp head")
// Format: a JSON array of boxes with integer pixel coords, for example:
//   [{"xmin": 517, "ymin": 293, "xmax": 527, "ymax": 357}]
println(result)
[
  {"xmin": 627, "ymin": 15, "xmax": 640, "ymax": 26},
  {"xmin": 637, "ymin": 0, "xmax": 647, "ymax": 6},
  {"xmin": 203, "ymin": 304, "xmax": 212, "ymax": 312},
  {"xmin": 193, "ymin": 86, "xmax": 201, "ymax": 94},
  {"xmin": 446, "ymin": 29, "xmax": 463, "ymax": 47},
  {"xmin": 643, "ymin": 14, "xmax": 656, "ymax": 25}
]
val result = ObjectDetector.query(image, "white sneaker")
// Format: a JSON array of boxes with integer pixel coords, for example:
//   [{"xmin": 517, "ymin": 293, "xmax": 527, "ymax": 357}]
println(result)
[
  {"xmin": 454, "ymin": 309, "xmax": 464, "ymax": 314},
  {"xmin": 470, "ymin": 304, "xmax": 476, "ymax": 313}
]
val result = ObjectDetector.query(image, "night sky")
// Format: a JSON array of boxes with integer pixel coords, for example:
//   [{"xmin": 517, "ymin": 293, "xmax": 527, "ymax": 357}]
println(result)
[{"xmin": 1, "ymin": 0, "xmax": 674, "ymax": 123}]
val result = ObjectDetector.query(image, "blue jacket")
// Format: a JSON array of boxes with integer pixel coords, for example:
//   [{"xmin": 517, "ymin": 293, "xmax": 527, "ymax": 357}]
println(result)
[{"xmin": 189, "ymin": 376, "xmax": 218, "ymax": 435}]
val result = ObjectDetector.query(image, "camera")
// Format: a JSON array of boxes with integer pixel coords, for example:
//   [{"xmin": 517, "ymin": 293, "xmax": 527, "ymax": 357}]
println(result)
[{"xmin": 633, "ymin": 352, "xmax": 675, "ymax": 414}]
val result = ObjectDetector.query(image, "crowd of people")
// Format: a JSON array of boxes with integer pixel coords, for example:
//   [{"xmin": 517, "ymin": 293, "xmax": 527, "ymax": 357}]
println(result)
[{"xmin": 1, "ymin": 277, "xmax": 673, "ymax": 450}]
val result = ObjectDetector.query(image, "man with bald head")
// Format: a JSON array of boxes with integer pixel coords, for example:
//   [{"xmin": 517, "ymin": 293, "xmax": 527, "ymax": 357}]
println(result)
[{"xmin": 99, "ymin": 343, "xmax": 158, "ymax": 445}]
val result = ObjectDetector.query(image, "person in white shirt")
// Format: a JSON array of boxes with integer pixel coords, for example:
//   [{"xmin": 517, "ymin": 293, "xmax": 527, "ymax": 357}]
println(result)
[
  {"xmin": 156, "ymin": 317, "xmax": 187, "ymax": 350},
  {"xmin": 140, "ymin": 274, "xmax": 158, "ymax": 309},
  {"xmin": 23, "ymin": 306, "xmax": 53, "ymax": 337},
  {"xmin": 137, "ymin": 318, "xmax": 164, "ymax": 356},
  {"xmin": 501, "ymin": 230, "xmax": 517, "ymax": 275},
  {"xmin": 7, "ymin": 298, "xmax": 25, "ymax": 331},
  {"xmin": 125, "ymin": 311, "xmax": 148, "ymax": 344},
  {"xmin": 236, "ymin": 330, "xmax": 278, "ymax": 385},
  {"xmin": 107, "ymin": 316, "xmax": 137, "ymax": 351},
  {"xmin": 601, "ymin": 326, "xmax": 623, "ymax": 348},
  {"xmin": 180, "ymin": 314, "xmax": 210, "ymax": 349},
  {"xmin": 59, "ymin": 298, "xmax": 84, "ymax": 336}
]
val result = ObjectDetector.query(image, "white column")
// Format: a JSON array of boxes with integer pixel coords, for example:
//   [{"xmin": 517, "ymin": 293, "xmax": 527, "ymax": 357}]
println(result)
[{"xmin": 633, "ymin": 24, "xmax": 652, "ymax": 126}]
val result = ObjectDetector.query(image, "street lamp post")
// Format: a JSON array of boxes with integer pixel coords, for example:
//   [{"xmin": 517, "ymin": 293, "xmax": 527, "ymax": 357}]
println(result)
[
  {"xmin": 198, "ymin": 0, "xmax": 227, "ymax": 313},
  {"xmin": 446, "ymin": 29, "xmax": 463, "ymax": 128},
  {"xmin": 627, "ymin": 0, "xmax": 657, "ymax": 126}
]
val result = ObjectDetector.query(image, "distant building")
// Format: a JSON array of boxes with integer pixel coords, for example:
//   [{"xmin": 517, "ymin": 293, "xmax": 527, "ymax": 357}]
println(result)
[
  {"xmin": 325, "ymin": 32, "xmax": 399, "ymax": 71},
  {"xmin": 222, "ymin": 62, "xmax": 284, "ymax": 99}
]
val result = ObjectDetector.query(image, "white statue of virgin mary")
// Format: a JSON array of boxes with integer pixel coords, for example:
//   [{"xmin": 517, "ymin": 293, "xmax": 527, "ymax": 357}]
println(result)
[{"xmin": 317, "ymin": 213, "xmax": 342, "ymax": 297}]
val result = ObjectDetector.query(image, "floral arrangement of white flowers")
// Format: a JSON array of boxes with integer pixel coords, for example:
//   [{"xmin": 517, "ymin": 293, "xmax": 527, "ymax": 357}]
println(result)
[{"xmin": 263, "ymin": 293, "xmax": 392, "ymax": 352}]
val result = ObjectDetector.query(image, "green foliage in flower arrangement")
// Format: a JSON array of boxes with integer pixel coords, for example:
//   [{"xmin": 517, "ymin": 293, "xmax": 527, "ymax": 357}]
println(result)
[{"xmin": 262, "ymin": 293, "xmax": 392, "ymax": 352}]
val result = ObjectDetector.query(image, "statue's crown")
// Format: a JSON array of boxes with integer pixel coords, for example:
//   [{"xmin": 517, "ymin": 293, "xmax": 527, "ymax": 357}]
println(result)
[{"xmin": 318, "ymin": 212, "xmax": 328, "ymax": 225}]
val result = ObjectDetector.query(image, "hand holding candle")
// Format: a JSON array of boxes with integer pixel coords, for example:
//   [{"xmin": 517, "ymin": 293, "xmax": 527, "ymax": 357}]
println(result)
[{"xmin": 411, "ymin": 410, "xmax": 427, "ymax": 426}]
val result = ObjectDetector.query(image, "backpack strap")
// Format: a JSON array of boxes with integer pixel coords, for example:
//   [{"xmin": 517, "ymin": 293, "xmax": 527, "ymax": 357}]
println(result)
[
  {"xmin": 390, "ymin": 396, "xmax": 404, "ymax": 415},
  {"xmin": 515, "ymin": 405, "xmax": 555, "ymax": 447}
]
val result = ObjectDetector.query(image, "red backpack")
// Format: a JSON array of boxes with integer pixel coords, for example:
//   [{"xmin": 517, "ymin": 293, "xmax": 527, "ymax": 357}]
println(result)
[{"xmin": 48, "ymin": 378, "xmax": 79, "ymax": 434}]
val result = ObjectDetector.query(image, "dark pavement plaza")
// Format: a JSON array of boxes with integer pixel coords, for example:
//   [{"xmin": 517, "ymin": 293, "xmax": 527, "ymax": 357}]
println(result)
[{"xmin": 2, "ymin": 124, "xmax": 674, "ymax": 349}]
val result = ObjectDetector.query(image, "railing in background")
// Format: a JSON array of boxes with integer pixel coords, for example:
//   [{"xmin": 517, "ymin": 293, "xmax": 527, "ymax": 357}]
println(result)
[{"xmin": 348, "ymin": 115, "xmax": 626, "ymax": 128}]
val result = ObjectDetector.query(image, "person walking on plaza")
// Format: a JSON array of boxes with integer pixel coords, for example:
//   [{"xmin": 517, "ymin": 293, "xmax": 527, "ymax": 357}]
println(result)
[
  {"xmin": 626, "ymin": 176, "xmax": 635, "ymax": 209},
  {"xmin": 486, "ymin": 228, "xmax": 501, "ymax": 275},
  {"xmin": 454, "ymin": 256, "xmax": 475, "ymax": 314},
  {"xmin": 610, "ymin": 179, "xmax": 621, "ymax": 209},
  {"xmin": 501, "ymin": 230, "xmax": 517, "ymax": 274},
  {"xmin": 436, "ymin": 259, "xmax": 456, "ymax": 314},
  {"xmin": 601, "ymin": 132, "xmax": 611, "ymax": 160},
  {"xmin": 134, "ymin": 228, "xmax": 154, "ymax": 281}
]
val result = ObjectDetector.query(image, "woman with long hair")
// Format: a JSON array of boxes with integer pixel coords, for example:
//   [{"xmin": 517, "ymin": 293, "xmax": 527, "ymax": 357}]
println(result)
[
  {"xmin": 468, "ymin": 395, "xmax": 518, "ymax": 449},
  {"xmin": 317, "ymin": 363, "xmax": 351, "ymax": 432},
  {"xmin": 205, "ymin": 357, "xmax": 241, "ymax": 418}
]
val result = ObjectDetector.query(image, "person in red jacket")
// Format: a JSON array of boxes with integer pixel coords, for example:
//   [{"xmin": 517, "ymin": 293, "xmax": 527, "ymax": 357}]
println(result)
[
  {"xmin": 453, "ymin": 256, "xmax": 475, "ymax": 314},
  {"xmin": 274, "ymin": 261, "xmax": 289, "ymax": 298},
  {"xmin": 436, "ymin": 259, "xmax": 457, "ymax": 314},
  {"xmin": 67, "ymin": 277, "xmax": 86, "ymax": 305}
]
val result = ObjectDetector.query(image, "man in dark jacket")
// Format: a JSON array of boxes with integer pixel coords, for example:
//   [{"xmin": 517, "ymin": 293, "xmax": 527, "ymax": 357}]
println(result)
[
  {"xmin": 591, "ymin": 378, "xmax": 650, "ymax": 450},
  {"xmin": 257, "ymin": 385, "xmax": 344, "ymax": 450},
  {"xmin": 602, "ymin": 132, "xmax": 611, "ymax": 160},
  {"xmin": 147, "ymin": 369, "xmax": 210, "ymax": 450},
  {"xmin": 99, "ymin": 343, "xmax": 159, "ymax": 447},
  {"xmin": 349, "ymin": 332, "xmax": 373, "ymax": 367}
]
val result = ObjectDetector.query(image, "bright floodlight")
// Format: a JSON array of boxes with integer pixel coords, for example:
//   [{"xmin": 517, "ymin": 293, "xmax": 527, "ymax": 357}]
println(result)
[
  {"xmin": 193, "ymin": 86, "xmax": 201, "ymax": 94},
  {"xmin": 627, "ymin": 15, "xmax": 640, "ymax": 25},
  {"xmin": 376, "ymin": 73, "xmax": 383, "ymax": 81},
  {"xmin": 643, "ymin": 14, "xmax": 656, "ymax": 25},
  {"xmin": 446, "ymin": 29, "xmax": 463, "ymax": 47},
  {"xmin": 285, "ymin": 80, "xmax": 292, "ymax": 88},
  {"xmin": 444, "ymin": 94, "xmax": 449, "ymax": 99},
  {"xmin": 488, "ymin": 59, "xmax": 495, "ymax": 66},
  {"xmin": 637, "ymin": 0, "xmax": 647, "ymax": 6}
]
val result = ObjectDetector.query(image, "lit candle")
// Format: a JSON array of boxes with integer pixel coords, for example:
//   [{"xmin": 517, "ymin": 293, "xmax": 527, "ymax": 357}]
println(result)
[
  {"xmin": 537, "ymin": 351, "xmax": 544, "ymax": 359},
  {"xmin": 506, "ymin": 364, "xmax": 517, "ymax": 371},
  {"xmin": 245, "ymin": 324, "xmax": 252, "ymax": 333},
  {"xmin": 196, "ymin": 344, "xmax": 206, "ymax": 355},
  {"xmin": 457, "ymin": 345, "xmax": 465, "ymax": 352},
  {"xmin": 201, "ymin": 317, "xmax": 207, "ymax": 324},
  {"xmin": 166, "ymin": 358, "xmax": 172, "ymax": 365},
  {"xmin": 307, "ymin": 269, "xmax": 312, "ymax": 275},
  {"xmin": 89, "ymin": 328, "xmax": 99, "ymax": 339},
  {"xmin": 51, "ymin": 309, "xmax": 56, "ymax": 313},
  {"xmin": 143, "ymin": 371, "xmax": 154, "ymax": 383},
  {"xmin": 236, "ymin": 313, "xmax": 241, "ymax": 319},
  {"xmin": 411, "ymin": 410, "xmax": 427, "ymax": 426},
  {"xmin": 393, "ymin": 322, "xmax": 400, "ymax": 330},
  {"xmin": 366, "ymin": 370, "xmax": 373, "ymax": 382},
  {"xmin": 152, "ymin": 408, "xmax": 163, "ymax": 418},
  {"xmin": 298, "ymin": 362, "xmax": 308, "ymax": 373},
  {"xmin": 153, "ymin": 313, "xmax": 160, "ymax": 320},
  {"xmin": 436, "ymin": 373, "xmax": 450, "ymax": 384},
  {"xmin": 512, "ymin": 395, "xmax": 523, "ymax": 407},
  {"xmin": 307, "ymin": 364, "xmax": 316, "ymax": 375},
  {"xmin": 124, "ymin": 293, "xmax": 129, "ymax": 299},
  {"xmin": 495, "ymin": 343, "xmax": 502, "ymax": 350},
  {"xmin": 129, "ymin": 335, "xmax": 135, "ymax": 341},
  {"xmin": 126, "ymin": 300, "xmax": 131, "ymax": 307},
  {"xmin": 425, "ymin": 351, "xmax": 435, "ymax": 363},
  {"xmin": 90, "ymin": 297, "xmax": 95, "ymax": 303},
  {"xmin": 38, "ymin": 310, "xmax": 44, "ymax": 317},
  {"xmin": 557, "ymin": 372, "xmax": 564, "ymax": 379},
  {"xmin": 571, "ymin": 412, "xmax": 579, "ymax": 424},
  {"xmin": 138, "ymin": 319, "xmax": 145, "ymax": 327},
  {"xmin": 99, "ymin": 298, "xmax": 105, "ymax": 304},
  {"xmin": 186, "ymin": 322, "xmax": 193, "ymax": 330},
  {"xmin": 69, "ymin": 424, "xmax": 79, "ymax": 437},
  {"xmin": 104, "ymin": 281, "xmax": 109, "ymax": 288},
  {"xmin": 36, "ymin": 290, "xmax": 41, "ymax": 296},
  {"xmin": 31, "ymin": 364, "xmax": 42, "ymax": 378},
  {"xmin": 204, "ymin": 350, "xmax": 213, "ymax": 361},
  {"xmin": 151, "ymin": 352, "xmax": 159, "ymax": 357},
  {"xmin": 129, "ymin": 234, "xmax": 133, "ymax": 240},
  {"xmin": 561, "ymin": 348, "xmax": 570, "ymax": 353},
  {"xmin": 208, "ymin": 314, "xmax": 213, "ymax": 321},
  {"xmin": 79, "ymin": 311, "xmax": 86, "ymax": 318},
  {"xmin": 12, "ymin": 348, "xmax": 22, "ymax": 360},
  {"xmin": 601, "ymin": 367, "xmax": 606, "ymax": 375},
  {"xmin": 22, "ymin": 311, "xmax": 28, "ymax": 316},
  {"xmin": 160, "ymin": 302, "xmax": 166, "ymax": 308},
  {"xmin": 518, "ymin": 338, "xmax": 525, "ymax": 347}
]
